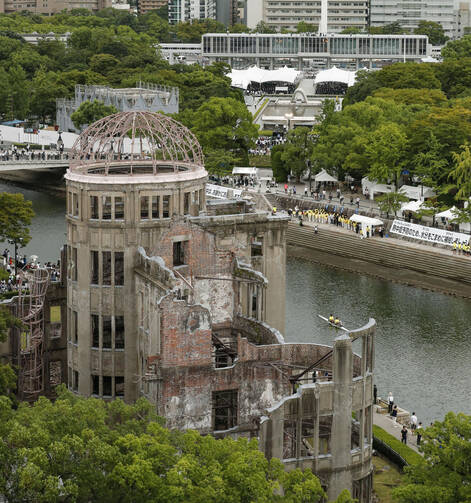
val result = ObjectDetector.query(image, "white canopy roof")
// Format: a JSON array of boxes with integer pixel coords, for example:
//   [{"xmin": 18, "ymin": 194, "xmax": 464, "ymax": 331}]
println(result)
[
  {"xmin": 227, "ymin": 66, "xmax": 302, "ymax": 90},
  {"xmin": 399, "ymin": 185, "xmax": 436, "ymax": 200},
  {"xmin": 314, "ymin": 169, "xmax": 338, "ymax": 182},
  {"xmin": 349, "ymin": 214, "xmax": 383, "ymax": 226},
  {"xmin": 401, "ymin": 200, "xmax": 424, "ymax": 213},
  {"xmin": 436, "ymin": 207, "xmax": 459, "ymax": 220},
  {"xmin": 314, "ymin": 67, "xmax": 357, "ymax": 87},
  {"xmin": 361, "ymin": 177, "xmax": 394, "ymax": 195},
  {"xmin": 233, "ymin": 167, "xmax": 257, "ymax": 176}
]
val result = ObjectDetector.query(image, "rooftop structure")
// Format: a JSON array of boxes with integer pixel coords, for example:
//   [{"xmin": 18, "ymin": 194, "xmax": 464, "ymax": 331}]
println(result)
[
  {"xmin": 137, "ymin": 0, "xmax": 166, "ymax": 14},
  {"xmin": 0, "ymin": 0, "xmax": 110, "ymax": 14},
  {"xmin": 243, "ymin": 0, "xmax": 369, "ymax": 33},
  {"xmin": 56, "ymin": 83, "xmax": 179, "ymax": 134},
  {"xmin": 202, "ymin": 33, "xmax": 430, "ymax": 71}
]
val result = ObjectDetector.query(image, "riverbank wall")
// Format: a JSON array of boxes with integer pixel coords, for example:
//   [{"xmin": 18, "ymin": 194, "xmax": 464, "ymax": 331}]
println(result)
[
  {"xmin": 0, "ymin": 169, "xmax": 66, "ymax": 198},
  {"xmin": 287, "ymin": 222, "xmax": 471, "ymax": 298}
]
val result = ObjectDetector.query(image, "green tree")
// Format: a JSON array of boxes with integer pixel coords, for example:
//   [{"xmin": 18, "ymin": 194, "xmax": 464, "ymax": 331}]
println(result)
[
  {"xmin": 414, "ymin": 20, "xmax": 448, "ymax": 46},
  {"xmin": 412, "ymin": 132, "xmax": 447, "ymax": 189},
  {"xmin": 376, "ymin": 191, "xmax": 409, "ymax": 218},
  {"xmin": 253, "ymin": 21, "xmax": 277, "ymax": 34},
  {"xmin": 448, "ymin": 143, "xmax": 471, "ymax": 202},
  {"xmin": 182, "ymin": 97, "xmax": 258, "ymax": 167},
  {"xmin": 442, "ymin": 35, "xmax": 471, "ymax": 60},
  {"xmin": 0, "ymin": 192, "xmax": 34, "ymax": 248},
  {"xmin": 392, "ymin": 413, "xmax": 471, "ymax": 503},
  {"xmin": 280, "ymin": 127, "xmax": 315, "ymax": 180},
  {"xmin": 372, "ymin": 88, "xmax": 447, "ymax": 106},
  {"xmin": 71, "ymin": 100, "xmax": 118, "ymax": 130},
  {"xmin": 30, "ymin": 68, "xmax": 68, "ymax": 124},
  {"xmin": 365, "ymin": 123, "xmax": 407, "ymax": 188},
  {"xmin": 8, "ymin": 65, "xmax": 30, "ymax": 119},
  {"xmin": 271, "ymin": 144, "xmax": 290, "ymax": 182},
  {"xmin": 89, "ymin": 53, "xmax": 121, "ymax": 76},
  {"xmin": 296, "ymin": 21, "xmax": 318, "ymax": 33}
]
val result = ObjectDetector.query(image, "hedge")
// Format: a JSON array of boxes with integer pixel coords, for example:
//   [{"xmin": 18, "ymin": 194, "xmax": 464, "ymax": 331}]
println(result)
[{"xmin": 373, "ymin": 425, "xmax": 423, "ymax": 468}]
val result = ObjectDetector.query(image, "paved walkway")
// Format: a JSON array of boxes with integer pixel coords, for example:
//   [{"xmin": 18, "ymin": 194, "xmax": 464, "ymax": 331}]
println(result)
[{"xmin": 373, "ymin": 405, "xmax": 423, "ymax": 454}]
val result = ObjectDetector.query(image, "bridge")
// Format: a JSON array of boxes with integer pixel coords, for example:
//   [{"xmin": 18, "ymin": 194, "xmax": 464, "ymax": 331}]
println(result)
[{"xmin": 0, "ymin": 159, "xmax": 69, "ymax": 172}]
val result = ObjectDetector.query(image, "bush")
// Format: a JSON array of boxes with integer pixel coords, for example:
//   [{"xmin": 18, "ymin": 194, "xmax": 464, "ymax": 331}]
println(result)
[
  {"xmin": 373, "ymin": 425, "xmax": 423, "ymax": 467},
  {"xmin": 259, "ymin": 129, "xmax": 273, "ymax": 136}
]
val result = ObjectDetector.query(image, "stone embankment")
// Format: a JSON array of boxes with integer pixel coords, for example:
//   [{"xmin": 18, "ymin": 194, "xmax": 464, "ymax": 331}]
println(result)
[{"xmin": 286, "ymin": 222, "xmax": 471, "ymax": 298}]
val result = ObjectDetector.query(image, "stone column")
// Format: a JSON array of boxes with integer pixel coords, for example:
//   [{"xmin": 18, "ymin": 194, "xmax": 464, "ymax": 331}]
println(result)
[{"xmin": 329, "ymin": 333, "xmax": 353, "ymax": 500}]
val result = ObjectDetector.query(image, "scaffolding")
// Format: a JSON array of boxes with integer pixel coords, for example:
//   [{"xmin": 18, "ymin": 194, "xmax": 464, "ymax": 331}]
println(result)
[{"xmin": 17, "ymin": 268, "xmax": 49, "ymax": 401}]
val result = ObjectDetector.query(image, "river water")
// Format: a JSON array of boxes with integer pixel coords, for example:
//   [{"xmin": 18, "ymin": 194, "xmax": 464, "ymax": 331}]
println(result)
[{"xmin": 1, "ymin": 182, "xmax": 469, "ymax": 424}]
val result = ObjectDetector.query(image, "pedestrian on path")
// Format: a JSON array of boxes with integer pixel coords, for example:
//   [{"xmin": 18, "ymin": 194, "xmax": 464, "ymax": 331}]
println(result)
[
  {"xmin": 392, "ymin": 405, "xmax": 398, "ymax": 423},
  {"xmin": 388, "ymin": 392, "xmax": 394, "ymax": 413},
  {"xmin": 416, "ymin": 422, "xmax": 423, "ymax": 446},
  {"xmin": 401, "ymin": 425, "xmax": 408, "ymax": 444},
  {"xmin": 411, "ymin": 412, "xmax": 418, "ymax": 431},
  {"xmin": 374, "ymin": 384, "xmax": 377, "ymax": 405}
]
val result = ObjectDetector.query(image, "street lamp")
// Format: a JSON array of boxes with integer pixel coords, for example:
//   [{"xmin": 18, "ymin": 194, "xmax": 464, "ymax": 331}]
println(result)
[{"xmin": 8, "ymin": 237, "xmax": 24, "ymax": 277}]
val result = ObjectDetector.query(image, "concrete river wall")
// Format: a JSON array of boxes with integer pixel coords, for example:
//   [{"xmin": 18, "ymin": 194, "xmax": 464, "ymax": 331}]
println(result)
[{"xmin": 286, "ymin": 222, "xmax": 471, "ymax": 299}]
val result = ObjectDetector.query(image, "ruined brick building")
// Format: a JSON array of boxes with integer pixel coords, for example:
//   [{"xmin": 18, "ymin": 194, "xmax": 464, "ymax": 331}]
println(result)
[{"xmin": 3, "ymin": 111, "xmax": 375, "ymax": 501}]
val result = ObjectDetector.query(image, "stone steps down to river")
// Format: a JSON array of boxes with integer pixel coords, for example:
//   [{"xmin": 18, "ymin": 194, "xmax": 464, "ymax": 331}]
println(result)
[{"xmin": 286, "ymin": 222, "xmax": 471, "ymax": 298}]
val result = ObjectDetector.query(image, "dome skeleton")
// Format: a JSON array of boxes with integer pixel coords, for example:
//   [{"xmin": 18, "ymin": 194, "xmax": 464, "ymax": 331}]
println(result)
[{"xmin": 70, "ymin": 111, "xmax": 204, "ymax": 175}]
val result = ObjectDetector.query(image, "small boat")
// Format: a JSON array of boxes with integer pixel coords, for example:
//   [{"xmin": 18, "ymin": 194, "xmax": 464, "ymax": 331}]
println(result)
[{"xmin": 318, "ymin": 314, "xmax": 349, "ymax": 332}]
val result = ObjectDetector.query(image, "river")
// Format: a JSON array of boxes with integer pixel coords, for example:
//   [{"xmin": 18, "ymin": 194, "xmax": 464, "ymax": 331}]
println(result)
[{"xmin": 1, "ymin": 182, "xmax": 469, "ymax": 424}]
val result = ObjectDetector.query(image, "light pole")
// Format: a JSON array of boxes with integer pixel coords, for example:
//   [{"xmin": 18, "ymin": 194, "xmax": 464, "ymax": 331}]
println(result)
[{"xmin": 57, "ymin": 131, "xmax": 64, "ymax": 157}]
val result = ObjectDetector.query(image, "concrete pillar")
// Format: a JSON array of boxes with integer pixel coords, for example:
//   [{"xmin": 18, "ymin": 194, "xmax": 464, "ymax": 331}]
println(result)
[{"xmin": 329, "ymin": 334, "xmax": 353, "ymax": 501}]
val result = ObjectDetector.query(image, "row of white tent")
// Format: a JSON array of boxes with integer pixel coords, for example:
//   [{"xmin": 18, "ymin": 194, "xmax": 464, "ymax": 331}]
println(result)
[{"xmin": 227, "ymin": 66, "xmax": 302, "ymax": 90}]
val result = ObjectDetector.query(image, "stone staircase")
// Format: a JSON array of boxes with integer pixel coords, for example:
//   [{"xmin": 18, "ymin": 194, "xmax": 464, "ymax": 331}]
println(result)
[{"xmin": 286, "ymin": 222, "xmax": 471, "ymax": 297}]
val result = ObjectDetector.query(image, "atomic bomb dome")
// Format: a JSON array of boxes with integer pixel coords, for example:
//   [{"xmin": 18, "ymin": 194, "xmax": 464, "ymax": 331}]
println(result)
[{"xmin": 69, "ymin": 111, "xmax": 204, "ymax": 176}]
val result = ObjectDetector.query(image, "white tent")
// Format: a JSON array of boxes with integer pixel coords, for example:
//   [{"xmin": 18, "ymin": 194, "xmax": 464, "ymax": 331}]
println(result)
[
  {"xmin": 436, "ymin": 207, "xmax": 459, "ymax": 220},
  {"xmin": 314, "ymin": 67, "xmax": 357, "ymax": 87},
  {"xmin": 401, "ymin": 200, "xmax": 424, "ymax": 213},
  {"xmin": 361, "ymin": 177, "xmax": 394, "ymax": 199},
  {"xmin": 227, "ymin": 66, "xmax": 302, "ymax": 90},
  {"xmin": 232, "ymin": 167, "xmax": 257, "ymax": 176},
  {"xmin": 349, "ymin": 214, "xmax": 383, "ymax": 226},
  {"xmin": 314, "ymin": 169, "xmax": 338, "ymax": 183},
  {"xmin": 399, "ymin": 185, "xmax": 436, "ymax": 200}
]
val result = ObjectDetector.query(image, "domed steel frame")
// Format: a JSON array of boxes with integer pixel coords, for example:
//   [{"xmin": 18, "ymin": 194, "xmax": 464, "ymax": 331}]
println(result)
[{"xmin": 70, "ymin": 111, "xmax": 204, "ymax": 176}]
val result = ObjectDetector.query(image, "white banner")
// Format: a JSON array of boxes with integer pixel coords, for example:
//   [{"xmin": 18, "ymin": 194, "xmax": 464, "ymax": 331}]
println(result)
[
  {"xmin": 390, "ymin": 219, "xmax": 470, "ymax": 247},
  {"xmin": 206, "ymin": 183, "xmax": 242, "ymax": 200}
]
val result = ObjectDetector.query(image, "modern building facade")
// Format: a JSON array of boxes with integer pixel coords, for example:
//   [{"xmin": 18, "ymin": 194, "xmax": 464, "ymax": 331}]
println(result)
[
  {"xmin": 0, "ymin": 0, "xmax": 110, "ymax": 14},
  {"xmin": 137, "ymin": 0, "xmax": 166, "ymax": 14},
  {"xmin": 244, "ymin": 0, "xmax": 369, "ymax": 33},
  {"xmin": 369, "ymin": 0, "xmax": 456, "ymax": 39},
  {"xmin": 56, "ymin": 83, "xmax": 179, "ymax": 133},
  {"xmin": 202, "ymin": 33, "xmax": 430, "ymax": 70},
  {"xmin": 168, "ymin": 0, "xmax": 238, "ymax": 24},
  {"xmin": 59, "ymin": 110, "xmax": 375, "ymax": 500}
]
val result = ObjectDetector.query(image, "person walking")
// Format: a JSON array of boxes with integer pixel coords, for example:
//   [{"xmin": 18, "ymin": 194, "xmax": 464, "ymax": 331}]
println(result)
[
  {"xmin": 373, "ymin": 384, "xmax": 377, "ymax": 405},
  {"xmin": 410, "ymin": 412, "xmax": 418, "ymax": 432},
  {"xmin": 401, "ymin": 425, "xmax": 408, "ymax": 444},
  {"xmin": 392, "ymin": 405, "xmax": 398, "ymax": 423},
  {"xmin": 416, "ymin": 422, "xmax": 423, "ymax": 446}
]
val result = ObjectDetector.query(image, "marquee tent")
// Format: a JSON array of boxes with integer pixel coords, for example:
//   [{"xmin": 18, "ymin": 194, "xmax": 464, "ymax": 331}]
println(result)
[
  {"xmin": 349, "ymin": 214, "xmax": 383, "ymax": 226},
  {"xmin": 399, "ymin": 184, "xmax": 436, "ymax": 200},
  {"xmin": 314, "ymin": 67, "xmax": 357, "ymax": 87},
  {"xmin": 436, "ymin": 207, "xmax": 459, "ymax": 220},
  {"xmin": 227, "ymin": 66, "xmax": 302, "ymax": 90},
  {"xmin": 401, "ymin": 200, "xmax": 424, "ymax": 213},
  {"xmin": 314, "ymin": 169, "xmax": 338, "ymax": 183}
]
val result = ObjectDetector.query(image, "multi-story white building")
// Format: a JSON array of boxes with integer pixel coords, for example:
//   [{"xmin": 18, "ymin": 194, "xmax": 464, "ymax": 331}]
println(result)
[
  {"xmin": 369, "ymin": 0, "xmax": 456, "ymax": 39},
  {"xmin": 244, "ymin": 0, "xmax": 369, "ymax": 33},
  {"xmin": 168, "ymin": 0, "xmax": 238, "ymax": 25},
  {"xmin": 0, "ymin": 0, "xmax": 110, "ymax": 14}
]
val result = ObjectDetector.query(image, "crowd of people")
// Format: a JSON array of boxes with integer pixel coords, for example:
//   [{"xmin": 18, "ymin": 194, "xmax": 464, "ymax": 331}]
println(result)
[
  {"xmin": 0, "ymin": 147, "xmax": 66, "ymax": 162},
  {"xmin": 248, "ymin": 134, "xmax": 286, "ymax": 156},
  {"xmin": 1, "ymin": 249, "xmax": 60, "ymax": 293},
  {"xmin": 386, "ymin": 391, "xmax": 424, "ymax": 447}
]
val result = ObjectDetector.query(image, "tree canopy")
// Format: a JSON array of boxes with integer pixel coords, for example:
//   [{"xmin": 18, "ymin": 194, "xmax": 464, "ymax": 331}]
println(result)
[
  {"xmin": 71, "ymin": 100, "xmax": 118, "ymax": 129},
  {"xmin": 0, "ymin": 386, "xmax": 355, "ymax": 503},
  {"xmin": 414, "ymin": 21, "xmax": 448, "ymax": 46},
  {"xmin": 0, "ymin": 192, "xmax": 35, "ymax": 246}
]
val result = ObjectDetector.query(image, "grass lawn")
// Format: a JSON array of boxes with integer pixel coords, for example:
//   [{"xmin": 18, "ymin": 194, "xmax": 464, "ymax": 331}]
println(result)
[{"xmin": 373, "ymin": 454, "xmax": 403, "ymax": 503}]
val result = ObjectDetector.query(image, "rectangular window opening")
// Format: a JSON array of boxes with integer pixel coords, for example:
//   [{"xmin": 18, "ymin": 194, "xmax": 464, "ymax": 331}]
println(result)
[
  {"xmin": 114, "ymin": 252, "xmax": 124, "ymax": 286},
  {"xmin": 163, "ymin": 195, "xmax": 170, "ymax": 218},
  {"xmin": 90, "ymin": 195, "xmax": 99, "ymax": 219},
  {"xmin": 213, "ymin": 390, "xmax": 238, "ymax": 431},
  {"xmin": 151, "ymin": 195, "xmax": 159, "ymax": 218},
  {"xmin": 73, "ymin": 370, "xmax": 79, "ymax": 392},
  {"xmin": 72, "ymin": 247, "xmax": 77, "ymax": 281},
  {"xmin": 103, "ymin": 375, "xmax": 112, "ymax": 396},
  {"xmin": 72, "ymin": 311, "xmax": 78, "ymax": 344},
  {"xmin": 102, "ymin": 196, "xmax": 112, "ymax": 220},
  {"xmin": 102, "ymin": 316, "xmax": 112, "ymax": 349},
  {"xmin": 92, "ymin": 374, "xmax": 99, "ymax": 395},
  {"xmin": 91, "ymin": 251, "xmax": 99, "ymax": 285},
  {"xmin": 114, "ymin": 197, "xmax": 124, "ymax": 220},
  {"xmin": 173, "ymin": 241, "xmax": 185, "ymax": 267},
  {"xmin": 115, "ymin": 376, "xmax": 124, "ymax": 397},
  {"xmin": 115, "ymin": 316, "xmax": 125, "ymax": 349},
  {"xmin": 91, "ymin": 314, "xmax": 99, "ymax": 348},
  {"xmin": 140, "ymin": 195, "xmax": 149, "ymax": 219},
  {"xmin": 102, "ymin": 251, "xmax": 112, "ymax": 286}
]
